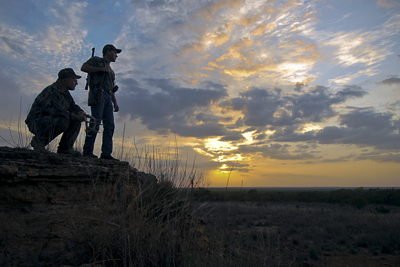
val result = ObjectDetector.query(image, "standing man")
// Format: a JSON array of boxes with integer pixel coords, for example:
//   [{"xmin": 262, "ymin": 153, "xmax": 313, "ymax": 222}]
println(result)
[
  {"xmin": 25, "ymin": 68, "xmax": 85, "ymax": 154},
  {"xmin": 81, "ymin": 44, "xmax": 121, "ymax": 160}
]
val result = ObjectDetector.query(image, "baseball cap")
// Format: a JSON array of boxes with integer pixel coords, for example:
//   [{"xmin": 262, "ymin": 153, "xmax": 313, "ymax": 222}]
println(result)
[
  {"xmin": 102, "ymin": 44, "xmax": 122, "ymax": 55},
  {"xmin": 58, "ymin": 68, "xmax": 82, "ymax": 79}
]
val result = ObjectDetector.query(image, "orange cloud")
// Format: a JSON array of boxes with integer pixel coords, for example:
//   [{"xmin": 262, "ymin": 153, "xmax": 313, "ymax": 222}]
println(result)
[
  {"xmin": 229, "ymin": 38, "xmax": 254, "ymax": 53},
  {"xmin": 181, "ymin": 41, "xmax": 206, "ymax": 54},
  {"xmin": 190, "ymin": 58, "xmax": 202, "ymax": 64},
  {"xmin": 264, "ymin": 6, "xmax": 277, "ymax": 13},
  {"xmin": 250, "ymin": 23, "xmax": 276, "ymax": 36},
  {"xmin": 294, "ymin": 76, "xmax": 315, "ymax": 86},
  {"xmin": 216, "ymin": 53, "xmax": 231, "ymax": 62},
  {"xmin": 184, "ymin": 72, "xmax": 211, "ymax": 78},
  {"xmin": 280, "ymin": 0, "xmax": 301, "ymax": 9},
  {"xmin": 199, "ymin": 66, "xmax": 214, "ymax": 71},
  {"xmin": 210, "ymin": 32, "xmax": 231, "ymax": 47},
  {"xmin": 377, "ymin": 0, "xmax": 399, "ymax": 8},
  {"xmin": 280, "ymin": 41, "xmax": 322, "ymax": 63},
  {"xmin": 215, "ymin": 38, "xmax": 255, "ymax": 63},
  {"xmin": 223, "ymin": 61, "xmax": 277, "ymax": 78},
  {"xmin": 194, "ymin": 0, "xmax": 245, "ymax": 20},
  {"xmin": 208, "ymin": 61, "xmax": 225, "ymax": 68},
  {"xmin": 238, "ymin": 15, "xmax": 259, "ymax": 26}
]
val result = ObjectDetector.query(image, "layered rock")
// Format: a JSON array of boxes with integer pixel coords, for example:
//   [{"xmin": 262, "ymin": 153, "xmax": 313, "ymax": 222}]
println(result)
[{"xmin": 0, "ymin": 147, "xmax": 156, "ymax": 266}]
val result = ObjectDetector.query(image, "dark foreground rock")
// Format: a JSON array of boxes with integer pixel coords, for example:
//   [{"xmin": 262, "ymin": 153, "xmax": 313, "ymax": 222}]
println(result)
[{"xmin": 0, "ymin": 147, "xmax": 156, "ymax": 267}]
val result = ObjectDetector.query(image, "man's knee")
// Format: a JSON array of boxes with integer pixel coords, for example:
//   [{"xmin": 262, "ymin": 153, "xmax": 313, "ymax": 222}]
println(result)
[
  {"xmin": 53, "ymin": 118, "xmax": 70, "ymax": 132},
  {"xmin": 103, "ymin": 121, "xmax": 115, "ymax": 132},
  {"xmin": 31, "ymin": 116, "xmax": 70, "ymax": 134}
]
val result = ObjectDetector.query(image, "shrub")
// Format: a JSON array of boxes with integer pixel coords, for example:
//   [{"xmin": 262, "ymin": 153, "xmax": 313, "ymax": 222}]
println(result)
[
  {"xmin": 376, "ymin": 206, "xmax": 390, "ymax": 214},
  {"xmin": 350, "ymin": 197, "xmax": 369, "ymax": 209}
]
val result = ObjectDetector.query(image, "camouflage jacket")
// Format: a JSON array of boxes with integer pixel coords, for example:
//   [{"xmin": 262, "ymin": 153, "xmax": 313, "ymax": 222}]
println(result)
[{"xmin": 25, "ymin": 81, "xmax": 83, "ymax": 124}]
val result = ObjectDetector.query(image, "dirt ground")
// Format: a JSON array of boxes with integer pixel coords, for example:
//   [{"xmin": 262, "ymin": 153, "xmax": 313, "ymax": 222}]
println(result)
[{"xmin": 276, "ymin": 253, "xmax": 400, "ymax": 267}]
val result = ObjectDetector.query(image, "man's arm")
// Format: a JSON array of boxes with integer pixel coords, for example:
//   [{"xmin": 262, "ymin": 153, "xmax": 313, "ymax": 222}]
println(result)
[
  {"xmin": 66, "ymin": 91, "xmax": 85, "ymax": 122},
  {"xmin": 111, "ymin": 92, "xmax": 119, "ymax": 112},
  {"xmin": 81, "ymin": 63, "xmax": 110, "ymax": 74}
]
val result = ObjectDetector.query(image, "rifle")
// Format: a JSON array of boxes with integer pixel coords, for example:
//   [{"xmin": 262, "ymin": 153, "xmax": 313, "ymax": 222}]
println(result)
[
  {"xmin": 84, "ymin": 47, "xmax": 95, "ymax": 90},
  {"xmin": 83, "ymin": 113, "xmax": 101, "ymax": 137}
]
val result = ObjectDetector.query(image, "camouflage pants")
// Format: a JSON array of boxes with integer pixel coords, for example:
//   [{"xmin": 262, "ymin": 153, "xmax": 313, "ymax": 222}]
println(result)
[{"xmin": 26, "ymin": 116, "xmax": 81, "ymax": 150}]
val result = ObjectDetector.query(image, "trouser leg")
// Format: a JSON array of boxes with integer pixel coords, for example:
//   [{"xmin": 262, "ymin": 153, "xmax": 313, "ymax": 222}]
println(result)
[
  {"xmin": 83, "ymin": 102, "xmax": 104, "ymax": 155},
  {"xmin": 58, "ymin": 119, "xmax": 82, "ymax": 151},
  {"xmin": 27, "ymin": 116, "xmax": 69, "ymax": 148},
  {"xmin": 101, "ymin": 95, "xmax": 115, "ymax": 157}
]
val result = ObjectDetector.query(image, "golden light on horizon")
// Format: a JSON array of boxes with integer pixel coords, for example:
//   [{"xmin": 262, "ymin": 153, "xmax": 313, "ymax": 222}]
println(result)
[
  {"xmin": 193, "ymin": 147, "xmax": 214, "ymax": 157},
  {"xmin": 220, "ymin": 163, "xmax": 229, "ymax": 169},
  {"xmin": 242, "ymin": 130, "xmax": 255, "ymax": 144},
  {"xmin": 204, "ymin": 137, "xmax": 238, "ymax": 152},
  {"xmin": 212, "ymin": 154, "xmax": 243, "ymax": 162},
  {"xmin": 300, "ymin": 123, "xmax": 322, "ymax": 133}
]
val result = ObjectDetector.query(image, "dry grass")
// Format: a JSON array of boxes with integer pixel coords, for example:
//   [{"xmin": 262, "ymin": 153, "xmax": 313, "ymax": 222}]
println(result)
[
  {"xmin": 69, "ymin": 144, "xmax": 205, "ymax": 267},
  {"xmin": 192, "ymin": 201, "xmax": 400, "ymax": 266}
]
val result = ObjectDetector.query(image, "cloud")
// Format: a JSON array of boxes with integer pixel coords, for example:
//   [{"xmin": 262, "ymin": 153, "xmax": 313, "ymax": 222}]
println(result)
[
  {"xmin": 329, "ymin": 66, "xmax": 379, "ymax": 85},
  {"xmin": 0, "ymin": 1, "xmax": 89, "ymax": 75},
  {"xmin": 367, "ymin": 154, "xmax": 400, "ymax": 163},
  {"xmin": 322, "ymin": 154, "xmax": 355, "ymax": 163},
  {"xmin": 193, "ymin": 0, "xmax": 245, "ymax": 20},
  {"xmin": 250, "ymin": 23, "xmax": 276, "ymax": 36},
  {"xmin": 316, "ymin": 108, "xmax": 400, "ymax": 150},
  {"xmin": 324, "ymin": 31, "xmax": 388, "ymax": 67},
  {"xmin": 237, "ymin": 143, "xmax": 317, "ymax": 160},
  {"xmin": 328, "ymin": 13, "xmax": 353, "ymax": 24},
  {"xmin": 222, "ymin": 85, "xmax": 367, "ymax": 129},
  {"xmin": 0, "ymin": 66, "xmax": 26, "ymax": 119},
  {"xmin": 377, "ymin": 0, "xmax": 400, "ymax": 8},
  {"xmin": 320, "ymin": 14, "xmax": 400, "ymax": 74},
  {"xmin": 219, "ymin": 131, "xmax": 245, "ymax": 142},
  {"xmin": 386, "ymin": 100, "xmax": 400, "ymax": 111},
  {"xmin": 268, "ymin": 107, "xmax": 400, "ymax": 151},
  {"xmin": 121, "ymin": 0, "xmax": 322, "ymax": 85},
  {"xmin": 0, "ymin": 24, "xmax": 32, "ymax": 58},
  {"xmin": 380, "ymin": 75, "xmax": 400, "ymax": 86},
  {"xmin": 118, "ymin": 78, "xmax": 229, "ymax": 137},
  {"xmin": 0, "ymin": 36, "xmax": 28, "ymax": 56},
  {"xmin": 219, "ymin": 161, "xmax": 250, "ymax": 172}
]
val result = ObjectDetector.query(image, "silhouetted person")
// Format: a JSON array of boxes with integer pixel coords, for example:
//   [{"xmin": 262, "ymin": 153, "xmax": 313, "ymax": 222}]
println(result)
[
  {"xmin": 81, "ymin": 44, "xmax": 121, "ymax": 160},
  {"xmin": 25, "ymin": 68, "xmax": 85, "ymax": 154}
]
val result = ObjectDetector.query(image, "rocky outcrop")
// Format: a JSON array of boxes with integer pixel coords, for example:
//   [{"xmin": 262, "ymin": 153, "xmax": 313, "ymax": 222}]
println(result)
[{"xmin": 0, "ymin": 147, "xmax": 157, "ymax": 267}]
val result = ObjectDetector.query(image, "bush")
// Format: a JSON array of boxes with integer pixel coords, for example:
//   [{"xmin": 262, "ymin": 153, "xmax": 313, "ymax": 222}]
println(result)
[
  {"xmin": 350, "ymin": 197, "xmax": 368, "ymax": 209},
  {"xmin": 376, "ymin": 206, "xmax": 390, "ymax": 214}
]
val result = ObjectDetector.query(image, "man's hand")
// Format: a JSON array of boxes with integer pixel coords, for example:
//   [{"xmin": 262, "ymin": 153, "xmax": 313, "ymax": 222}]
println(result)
[
  {"xmin": 102, "ymin": 66, "xmax": 110, "ymax": 73},
  {"xmin": 111, "ymin": 92, "xmax": 119, "ymax": 112},
  {"xmin": 77, "ymin": 112, "xmax": 85, "ymax": 122}
]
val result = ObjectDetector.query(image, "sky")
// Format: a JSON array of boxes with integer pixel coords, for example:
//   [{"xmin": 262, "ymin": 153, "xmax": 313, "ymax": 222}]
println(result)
[{"xmin": 0, "ymin": 0, "xmax": 400, "ymax": 187}]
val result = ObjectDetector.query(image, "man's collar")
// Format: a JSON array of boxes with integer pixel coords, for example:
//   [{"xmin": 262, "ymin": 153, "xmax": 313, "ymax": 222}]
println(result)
[
  {"xmin": 102, "ymin": 57, "xmax": 111, "ymax": 64},
  {"xmin": 55, "ymin": 81, "xmax": 68, "ymax": 93}
]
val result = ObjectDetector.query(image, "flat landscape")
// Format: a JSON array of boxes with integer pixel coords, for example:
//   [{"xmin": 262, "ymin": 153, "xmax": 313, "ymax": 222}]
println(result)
[
  {"xmin": 187, "ymin": 188, "xmax": 400, "ymax": 267},
  {"xmin": 191, "ymin": 201, "xmax": 400, "ymax": 267}
]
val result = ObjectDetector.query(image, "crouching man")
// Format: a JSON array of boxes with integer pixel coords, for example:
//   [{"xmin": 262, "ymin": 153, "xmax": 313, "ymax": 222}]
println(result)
[{"xmin": 25, "ymin": 68, "xmax": 85, "ymax": 154}]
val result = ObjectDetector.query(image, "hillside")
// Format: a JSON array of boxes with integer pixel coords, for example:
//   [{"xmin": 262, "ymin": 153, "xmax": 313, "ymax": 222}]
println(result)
[{"xmin": 0, "ymin": 146, "xmax": 156, "ymax": 266}]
